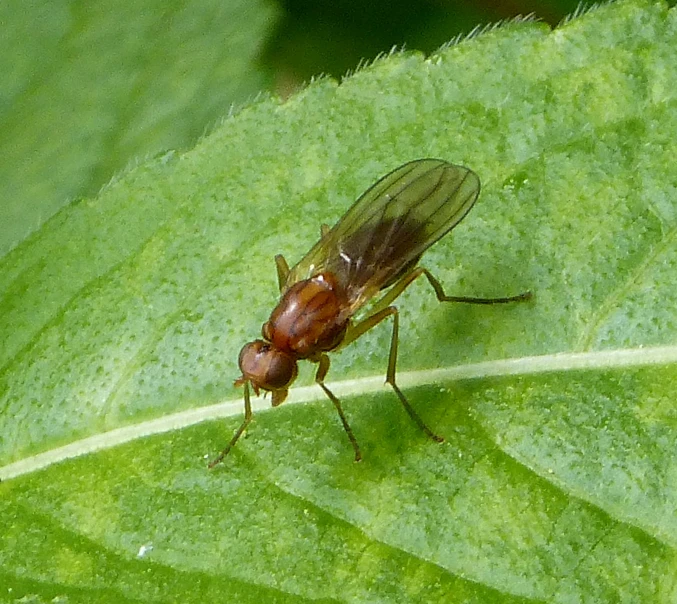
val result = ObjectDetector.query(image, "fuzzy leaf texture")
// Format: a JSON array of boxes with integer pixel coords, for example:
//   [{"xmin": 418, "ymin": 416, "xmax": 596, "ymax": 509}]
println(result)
[{"xmin": 2, "ymin": 0, "xmax": 677, "ymax": 602}]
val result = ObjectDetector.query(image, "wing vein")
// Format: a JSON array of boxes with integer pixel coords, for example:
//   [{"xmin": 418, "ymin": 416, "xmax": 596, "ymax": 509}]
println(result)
[{"xmin": 284, "ymin": 159, "xmax": 480, "ymax": 314}]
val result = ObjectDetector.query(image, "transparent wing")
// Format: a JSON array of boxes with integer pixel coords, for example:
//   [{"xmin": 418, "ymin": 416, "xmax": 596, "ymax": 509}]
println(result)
[{"xmin": 284, "ymin": 159, "xmax": 480, "ymax": 313}]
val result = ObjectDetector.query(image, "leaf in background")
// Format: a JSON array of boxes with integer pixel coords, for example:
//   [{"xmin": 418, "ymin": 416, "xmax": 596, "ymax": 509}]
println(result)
[
  {"xmin": 0, "ymin": 0, "xmax": 279, "ymax": 255},
  {"xmin": 2, "ymin": 0, "xmax": 677, "ymax": 601}
]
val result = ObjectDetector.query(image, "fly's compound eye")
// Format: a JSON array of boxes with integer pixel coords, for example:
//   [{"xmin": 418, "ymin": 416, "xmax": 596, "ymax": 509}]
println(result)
[{"xmin": 238, "ymin": 340, "xmax": 298, "ymax": 394}]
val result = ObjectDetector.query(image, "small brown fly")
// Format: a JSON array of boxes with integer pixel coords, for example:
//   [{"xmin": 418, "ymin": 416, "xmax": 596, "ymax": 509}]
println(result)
[{"xmin": 209, "ymin": 159, "xmax": 530, "ymax": 467}]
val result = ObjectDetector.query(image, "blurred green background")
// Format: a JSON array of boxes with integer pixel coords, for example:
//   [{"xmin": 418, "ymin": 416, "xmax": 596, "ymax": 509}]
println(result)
[{"xmin": 0, "ymin": 0, "xmax": 584, "ymax": 257}]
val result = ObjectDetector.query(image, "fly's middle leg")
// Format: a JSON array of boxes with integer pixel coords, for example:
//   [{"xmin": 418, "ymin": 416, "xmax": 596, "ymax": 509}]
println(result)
[
  {"xmin": 315, "ymin": 353, "xmax": 362, "ymax": 462},
  {"xmin": 340, "ymin": 266, "xmax": 532, "ymax": 448},
  {"xmin": 344, "ymin": 306, "xmax": 445, "ymax": 444}
]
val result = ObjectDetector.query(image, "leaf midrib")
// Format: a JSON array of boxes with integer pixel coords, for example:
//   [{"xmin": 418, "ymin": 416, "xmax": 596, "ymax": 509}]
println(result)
[{"xmin": 1, "ymin": 344, "xmax": 675, "ymax": 481}]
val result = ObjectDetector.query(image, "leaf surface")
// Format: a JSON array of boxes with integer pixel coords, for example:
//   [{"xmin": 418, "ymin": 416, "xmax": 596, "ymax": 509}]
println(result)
[{"xmin": 2, "ymin": 1, "xmax": 677, "ymax": 601}]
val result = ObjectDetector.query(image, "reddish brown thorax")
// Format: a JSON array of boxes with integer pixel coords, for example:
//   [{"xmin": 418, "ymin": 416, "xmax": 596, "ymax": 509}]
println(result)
[
  {"xmin": 237, "ymin": 272, "xmax": 349, "ymax": 406},
  {"xmin": 263, "ymin": 272, "xmax": 349, "ymax": 359}
]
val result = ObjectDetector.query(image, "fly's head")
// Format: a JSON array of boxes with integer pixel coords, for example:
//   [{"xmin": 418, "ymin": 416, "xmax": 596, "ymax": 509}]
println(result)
[{"xmin": 236, "ymin": 339, "xmax": 298, "ymax": 406}]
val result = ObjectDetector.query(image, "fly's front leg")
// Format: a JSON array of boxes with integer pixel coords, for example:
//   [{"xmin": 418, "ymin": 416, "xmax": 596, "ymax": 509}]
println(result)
[
  {"xmin": 343, "ymin": 306, "xmax": 444, "ymax": 443},
  {"xmin": 274, "ymin": 254, "xmax": 290, "ymax": 292},
  {"xmin": 315, "ymin": 353, "xmax": 362, "ymax": 462},
  {"xmin": 209, "ymin": 381, "xmax": 253, "ymax": 468}
]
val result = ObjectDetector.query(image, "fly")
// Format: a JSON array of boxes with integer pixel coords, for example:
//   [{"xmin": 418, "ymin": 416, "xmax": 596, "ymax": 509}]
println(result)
[{"xmin": 209, "ymin": 159, "xmax": 531, "ymax": 467}]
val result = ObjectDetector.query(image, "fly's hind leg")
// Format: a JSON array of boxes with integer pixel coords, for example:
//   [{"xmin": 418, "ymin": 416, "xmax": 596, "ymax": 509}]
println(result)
[
  {"xmin": 417, "ymin": 268, "xmax": 532, "ymax": 305},
  {"xmin": 342, "ymin": 267, "xmax": 532, "ymax": 445},
  {"xmin": 315, "ymin": 354, "xmax": 362, "ymax": 461},
  {"xmin": 344, "ymin": 305, "xmax": 444, "ymax": 443},
  {"xmin": 368, "ymin": 267, "xmax": 531, "ymax": 316}
]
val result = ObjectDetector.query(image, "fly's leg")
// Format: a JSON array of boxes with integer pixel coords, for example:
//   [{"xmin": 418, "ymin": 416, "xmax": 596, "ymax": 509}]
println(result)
[
  {"xmin": 209, "ymin": 381, "xmax": 253, "ymax": 468},
  {"xmin": 276, "ymin": 227, "xmax": 331, "ymax": 291},
  {"xmin": 274, "ymin": 254, "xmax": 290, "ymax": 292},
  {"xmin": 316, "ymin": 353, "xmax": 362, "ymax": 461},
  {"xmin": 417, "ymin": 268, "xmax": 532, "ymax": 305},
  {"xmin": 368, "ymin": 266, "xmax": 531, "ymax": 317},
  {"xmin": 344, "ymin": 306, "xmax": 444, "ymax": 442},
  {"xmin": 341, "ymin": 268, "xmax": 532, "ymax": 444}
]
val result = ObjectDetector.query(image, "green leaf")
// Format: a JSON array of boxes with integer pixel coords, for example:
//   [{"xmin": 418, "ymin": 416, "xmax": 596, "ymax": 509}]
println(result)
[
  {"xmin": 0, "ymin": 0, "xmax": 279, "ymax": 256},
  {"xmin": 2, "ymin": 0, "xmax": 677, "ymax": 601}
]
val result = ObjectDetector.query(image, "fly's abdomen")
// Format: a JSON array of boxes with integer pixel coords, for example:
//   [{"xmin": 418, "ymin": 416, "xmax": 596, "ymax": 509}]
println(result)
[{"xmin": 263, "ymin": 273, "xmax": 348, "ymax": 358}]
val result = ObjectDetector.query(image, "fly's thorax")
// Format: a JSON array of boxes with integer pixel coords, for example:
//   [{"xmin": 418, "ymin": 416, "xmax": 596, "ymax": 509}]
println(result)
[
  {"xmin": 263, "ymin": 272, "xmax": 349, "ymax": 358},
  {"xmin": 238, "ymin": 339, "xmax": 298, "ymax": 396}
]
